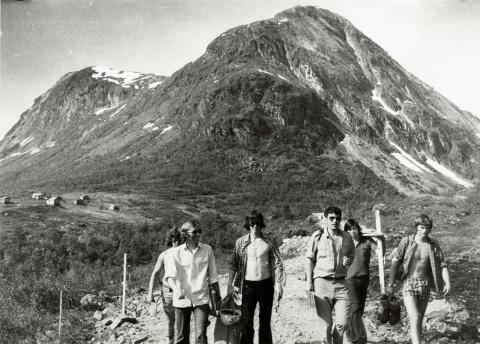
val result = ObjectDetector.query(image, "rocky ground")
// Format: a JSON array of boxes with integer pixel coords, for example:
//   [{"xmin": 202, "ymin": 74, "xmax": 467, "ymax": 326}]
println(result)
[{"xmin": 85, "ymin": 235, "xmax": 479, "ymax": 344}]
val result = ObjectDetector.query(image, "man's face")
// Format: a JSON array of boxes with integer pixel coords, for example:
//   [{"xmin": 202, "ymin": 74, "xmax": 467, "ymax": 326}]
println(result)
[
  {"xmin": 326, "ymin": 213, "xmax": 341, "ymax": 231},
  {"xmin": 416, "ymin": 224, "xmax": 431, "ymax": 237},
  {"xmin": 186, "ymin": 228, "xmax": 202, "ymax": 243},
  {"xmin": 346, "ymin": 226, "xmax": 360, "ymax": 240},
  {"xmin": 249, "ymin": 220, "xmax": 262, "ymax": 233}
]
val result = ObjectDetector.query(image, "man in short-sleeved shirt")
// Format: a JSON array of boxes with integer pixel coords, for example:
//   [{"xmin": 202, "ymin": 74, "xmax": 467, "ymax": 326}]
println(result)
[
  {"xmin": 305, "ymin": 206, "xmax": 355, "ymax": 344},
  {"xmin": 165, "ymin": 221, "xmax": 221, "ymax": 344}
]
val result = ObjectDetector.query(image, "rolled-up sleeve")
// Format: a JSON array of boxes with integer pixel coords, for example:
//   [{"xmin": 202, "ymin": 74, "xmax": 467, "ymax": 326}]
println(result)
[
  {"xmin": 305, "ymin": 231, "xmax": 319, "ymax": 261},
  {"xmin": 434, "ymin": 243, "xmax": 448, "ymax": 268},
  {"xmin": 393, "ymin": 237, "xmax": 408, "ymax": 262},
  {"xmin": 227, "ymin": 241, "xmax": 240, "ymax": 272},
  {"xmin": 208, "ymin": 246, "xmax": 219, "ymax": 284},
  {"xmin": 163, "ymin": 251, "xmax": 177, "ymax": 284}
]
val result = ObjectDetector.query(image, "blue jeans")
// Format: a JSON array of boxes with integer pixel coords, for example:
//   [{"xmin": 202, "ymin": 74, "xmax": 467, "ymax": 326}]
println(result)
[
  {"xmin": 174, "ymin": 304, "xmax": 209, "ymax": 344},
  {"xmin": 313, "ymin": 277, "xmax": 351, "ymax": 344}
]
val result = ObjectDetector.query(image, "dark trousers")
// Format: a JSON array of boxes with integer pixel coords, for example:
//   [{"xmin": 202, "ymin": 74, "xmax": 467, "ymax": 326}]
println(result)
[
  {"xmin": 241, "ymin": 278, "xmax": 274, "ymax": 344},
  {"xmin": 345, "ymin": 276, "xmax": 369, "ymax": 344},
  {"xmin": 174, "ymin": 304, "xmax": 209, "ymax": 344}
]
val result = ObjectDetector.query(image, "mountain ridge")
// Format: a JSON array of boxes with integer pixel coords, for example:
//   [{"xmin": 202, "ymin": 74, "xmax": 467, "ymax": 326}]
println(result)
[{"xmin": 0, "ymin": 6, "xmax": 478, "ymax": 197}]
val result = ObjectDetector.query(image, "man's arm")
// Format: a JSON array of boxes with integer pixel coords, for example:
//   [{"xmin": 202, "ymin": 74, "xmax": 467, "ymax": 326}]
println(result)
[
  {"xmin": 442, "ymin": 266, "xmax": 451, "ymax": 295},
  {"xmin": 306, "ymin": 258, "xmax": 314, "ymax": 292},
  {"xmin": 227, "ymin": 269, "xmax": 237, "ymax": 294},
  {"xmin": 305, "ymin": 232, "xmax": 318, "ymax": 292},
  {"xmin": 147, "ymin": 254, "xmax": 163, "ymax": 302},
  {"xmin": 226, "ymin": 240, "xmax": 240, "ymax": 294},
  {"xmin": 386, "ymin": 256, "xmax": 401, "ymax": 295},
  {"xmin": 208, "ymin": 246, "xmax": 221, "ymax": 299}
]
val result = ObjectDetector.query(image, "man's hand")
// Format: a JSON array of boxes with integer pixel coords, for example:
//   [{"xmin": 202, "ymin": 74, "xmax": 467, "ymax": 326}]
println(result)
[
  {"xmin": 443, "ymin": 283, "xmax": 451, "ymax": 296},
  {"xmin": 306, "ymin": 280, "xmax": 314, "ymax": 293},
  {"xmin": 343, "ymin": 256, "xmax": 353, "ymax": 267},
  {"xmin": 275, "ymin": 283, "xmax": 283, "ymax": 300}
]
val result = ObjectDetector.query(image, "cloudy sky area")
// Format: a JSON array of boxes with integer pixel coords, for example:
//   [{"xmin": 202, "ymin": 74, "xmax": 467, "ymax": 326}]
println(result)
[{"xmin": 1, "ymin": 0, "xmax": 479, "ymax": 139}]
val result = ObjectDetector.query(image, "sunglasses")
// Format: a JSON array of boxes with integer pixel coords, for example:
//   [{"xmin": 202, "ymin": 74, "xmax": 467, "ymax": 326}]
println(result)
[{"xmin": 188, "ymin": 229, "xmax": 202, "ymax": 235}]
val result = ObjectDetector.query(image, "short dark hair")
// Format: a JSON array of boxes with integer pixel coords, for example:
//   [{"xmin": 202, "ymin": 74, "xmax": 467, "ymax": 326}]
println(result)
[
  {"xmin": 324, "ymin": 206, "xmax": 342, "ymax": 218},
  {"xmin": 414, "ymin": 214, "xmax": 432, "ymax": 229},
  {"xmin": 244, "ymin": 210, "xmax": 266, "ymax": 230},
  {"xmin": 165, "ymin": 227, "xmax": 181, "ymax": 247},
  {"xmin": 344, "ymin": 219, "xmax": 363, "ymax": 239}
]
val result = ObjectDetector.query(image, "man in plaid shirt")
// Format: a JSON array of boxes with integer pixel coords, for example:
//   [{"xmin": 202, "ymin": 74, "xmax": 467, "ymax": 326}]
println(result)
[
  {"xmin": 387, "ymin": 214, "xmax": 451, "ymax": 344},
  {"xmin": 227, "ymin": 210, "xmax": 285, "ymax": 344}
]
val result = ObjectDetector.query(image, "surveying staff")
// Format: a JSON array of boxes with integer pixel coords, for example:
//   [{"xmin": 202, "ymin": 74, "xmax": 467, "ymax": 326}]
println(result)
[
  {"xmin": 147, "ymin": 228, "xmax": 182, "ymax": 344},
  {"xmin": 164, "ymin": 220, "xmax": 221, "ymax": 344},
  {"xmin": 305, "ymin": 206, "xmax": 355, "ymax": 344}
]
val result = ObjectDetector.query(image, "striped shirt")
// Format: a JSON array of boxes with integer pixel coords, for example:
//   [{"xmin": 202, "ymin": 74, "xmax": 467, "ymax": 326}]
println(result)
[{"xmin": 227, "ymin": 233, "xmax": 285, "ymax": 290}]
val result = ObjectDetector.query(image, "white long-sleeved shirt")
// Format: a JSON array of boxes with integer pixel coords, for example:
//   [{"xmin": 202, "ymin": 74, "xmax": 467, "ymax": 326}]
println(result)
[{"xmin": 164, "ymin": 242, "xmax": 218, "ymax": 307}]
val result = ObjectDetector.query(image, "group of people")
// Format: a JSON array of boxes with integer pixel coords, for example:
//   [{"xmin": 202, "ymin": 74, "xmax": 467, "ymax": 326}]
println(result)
[{"xmin": 148, "ymin": 207, "xmax": 451, "ymax": 344}]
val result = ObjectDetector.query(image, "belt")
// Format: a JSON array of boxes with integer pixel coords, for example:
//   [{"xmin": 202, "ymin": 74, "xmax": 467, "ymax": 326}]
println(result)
[{"xmin": 321, "ymin": 276, "xmax": 345, "ymax": 281}]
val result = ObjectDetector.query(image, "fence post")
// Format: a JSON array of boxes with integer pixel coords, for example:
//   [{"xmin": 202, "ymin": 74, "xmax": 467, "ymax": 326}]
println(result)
[
  {"xmin": 375, "ymin": 210, "xmax": 385, "ymax": 294},
  {"xmin": 58, "ymin": 289, "xmax": 63, "ymax": 336},
  {"xmin": 122, "ymin": 253, "xmax": 127, "ymax": 316}
]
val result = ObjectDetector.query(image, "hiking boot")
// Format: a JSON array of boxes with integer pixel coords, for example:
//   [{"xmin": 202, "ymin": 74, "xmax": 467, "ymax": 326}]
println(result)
[
  {"xmin": 377, "ymin": 294, "xmax": 390, "ymax": 324},
  {"xmin": 389, "ymin": 296, "xmax": 401, "ymax": 325}
]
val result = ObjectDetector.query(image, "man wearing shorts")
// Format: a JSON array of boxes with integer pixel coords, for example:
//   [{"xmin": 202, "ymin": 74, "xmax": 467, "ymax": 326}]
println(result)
[{"xmin": 387, "ymin": 214, "xmax": 451, "ymax": 344}]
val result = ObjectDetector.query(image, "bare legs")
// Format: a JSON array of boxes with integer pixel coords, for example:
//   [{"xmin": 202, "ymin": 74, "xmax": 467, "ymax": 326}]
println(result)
[{"xmin": 403, "ymin": 294, "xmax": 429, "ymax": 344}]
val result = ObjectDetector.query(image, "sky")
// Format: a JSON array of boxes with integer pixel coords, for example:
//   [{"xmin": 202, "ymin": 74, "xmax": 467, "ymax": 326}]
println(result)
[{"xmin": 1, "ymin": 0, "xmax": 479, "ymax": 140}]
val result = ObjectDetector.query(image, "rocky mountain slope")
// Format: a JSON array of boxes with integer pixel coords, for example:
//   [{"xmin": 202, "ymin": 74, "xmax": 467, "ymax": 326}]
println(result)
[{"xmin": 1, "ymin": 6, "xmax": 479, "ymax": 196}]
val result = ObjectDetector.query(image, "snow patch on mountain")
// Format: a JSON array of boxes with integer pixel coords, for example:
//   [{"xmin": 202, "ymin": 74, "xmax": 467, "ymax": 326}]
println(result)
[
  {"xmin": 389, "ymin": 141, "xmax": 432, "ymax": 173},
  {"xmin": 20, "ymin": 136, "xmax": 35, "ymax": 147},
  {"xmin": 372, "ymin": 87, "xmax": 415, "ymax": 127},
  {"xmin": 425, "ymin": 158, "xmax": 473, "ymax": 188},
  {"xmin": 91, "ymin": 67, "xmax": 154, "ymax": 89},
  {"xmin": 143, "ymin": 122, "xmax": 155, "ymax": 130},
  {"xmin": 148, "ymin": 81, "xmax": 163, "ymax": 89},
  {"xmin": 44, "ymin": 141, "xmax": 56, "ymax": 148},
  {"xmin": 160, "ymin": 125, "xmax": 173, "ymax": 135},
  {"xmin": 95, "ymin": 104, "xmax": 119, "ymax": 116},
  {"xmin": 30, "ymin": 147, "xmax": 41, "ymax": 155},
  {"xmin": 110, "ymin": 104, "xmax": 126, "ymax": 118}
]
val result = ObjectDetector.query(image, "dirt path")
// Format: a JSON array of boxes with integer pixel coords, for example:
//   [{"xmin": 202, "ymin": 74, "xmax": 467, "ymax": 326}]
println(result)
[{"xmin": 93, "ymin": 241, "xmax": 479, "ymax": 344}]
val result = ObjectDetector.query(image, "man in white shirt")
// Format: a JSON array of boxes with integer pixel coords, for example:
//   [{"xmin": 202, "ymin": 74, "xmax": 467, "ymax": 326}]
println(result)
[{"xmin": 165, "ymin": 220, "xmax": 221, "ymax": 344}]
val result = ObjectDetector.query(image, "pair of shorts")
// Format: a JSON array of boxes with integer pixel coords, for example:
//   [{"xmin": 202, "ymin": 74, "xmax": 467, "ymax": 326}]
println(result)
[{"xmin": 402, "ymin": 277, "xmax": 430, "ymax": 300}]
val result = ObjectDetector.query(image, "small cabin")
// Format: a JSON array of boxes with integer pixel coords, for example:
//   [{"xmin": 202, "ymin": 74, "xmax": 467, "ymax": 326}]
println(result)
[
  {"xmin": 32, "ymin": 193, "xmax": 45, "ymax": 200},
  {"xmin": 46, "ymin": 197, "xmax": 61, "ymax": 206},
  {"xmin": 108, "ymin": 204, "xmax": 119, "ymax": 211},
  {"xmin": 73, "ymin": 199, "xmax": 85, "ymax": 205},
  {"xmin": 0, "ymin": 197, "xmax": 11, "ymax": 204}
]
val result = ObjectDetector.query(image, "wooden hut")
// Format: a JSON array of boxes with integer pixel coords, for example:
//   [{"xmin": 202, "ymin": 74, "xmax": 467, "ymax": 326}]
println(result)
[{"xmin": 46, "ymin": 196, "xmax": 61, "ymax": 206}]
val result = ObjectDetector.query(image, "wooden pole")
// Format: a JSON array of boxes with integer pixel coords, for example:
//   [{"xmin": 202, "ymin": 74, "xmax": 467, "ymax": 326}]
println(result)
[
  {"xmin": 122, "ymin": 253, "xmax": 127, "ymax": 316},
  {"xmin": 375, "ymin": 210, "xmax": 385, "ymax": 294},
  {"xmin": 58, "ymin": 290, "xmax": 63, "ymax": 336}
]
